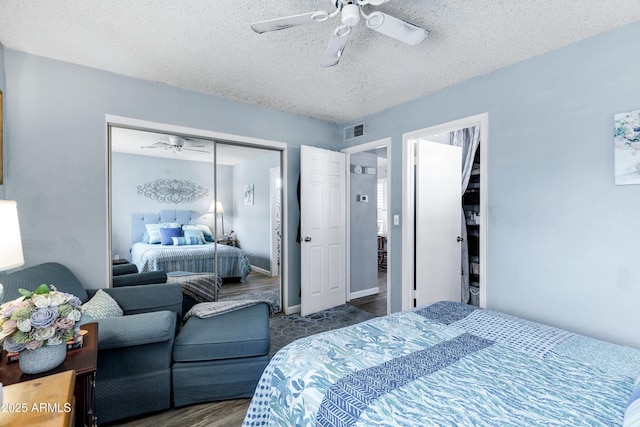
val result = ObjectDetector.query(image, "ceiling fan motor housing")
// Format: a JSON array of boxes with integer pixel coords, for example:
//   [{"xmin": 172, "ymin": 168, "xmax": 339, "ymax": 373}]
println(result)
[{"xmin": 341, "ymin": 3, "xmax": 360, "ymax": 26}]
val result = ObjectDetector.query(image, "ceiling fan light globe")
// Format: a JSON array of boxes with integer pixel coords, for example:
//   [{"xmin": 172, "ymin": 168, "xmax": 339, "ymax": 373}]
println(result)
[
  {"xmin": 335, "ymin": 25, "xmax": 351, "ymax": 37},
  {"xmin": 341, "ymin": 4, "xmax": 360, "ymax": 27},
  {"xmin": 311, "ymin": 11, "xmax": 329, "ymax": 22},
  {"xmin": 366, "ymin": 11, "xmax": 385, "ymax": 29}
]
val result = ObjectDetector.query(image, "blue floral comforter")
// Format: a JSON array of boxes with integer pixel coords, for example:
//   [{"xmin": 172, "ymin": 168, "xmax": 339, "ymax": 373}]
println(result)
[{"xmin": 243, "ymin": 302, "xmax": 640, "ymax": 426}]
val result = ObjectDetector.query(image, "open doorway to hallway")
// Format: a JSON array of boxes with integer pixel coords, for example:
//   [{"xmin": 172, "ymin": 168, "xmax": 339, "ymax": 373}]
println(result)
[{"xmin": 343, "ymin": 138, "xmax": 391, "ymax": 317}]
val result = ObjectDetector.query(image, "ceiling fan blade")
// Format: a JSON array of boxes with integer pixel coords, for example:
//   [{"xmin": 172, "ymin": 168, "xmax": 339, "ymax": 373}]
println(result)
[
  {"xmin": 184, "ymin": 142, "xmax": 206, "ymax": 148},
  {"xmin": 320, "ymin": 26, "xmax": 351, "ymax": 68},
  {"xmin": 365, "ymin": 11, "xmax": 428, "ymax": 46},
  {"xmin": 141, "ymin": 143, "xmax": 165, "ymax": 149},
  {"xmin": 184, "ymin": 148, "xmax": 210, "ymax": 153},
  {"xmin": 153, "ymin": 141, "xmax": 172, "ymax": 147},
  {"xmin": 357, "ymin": 0, "xmax": 391, "ymax": 5},
  {"xmin": 251, "ymin": 11, "xmax": 329, "ymax": 34}
]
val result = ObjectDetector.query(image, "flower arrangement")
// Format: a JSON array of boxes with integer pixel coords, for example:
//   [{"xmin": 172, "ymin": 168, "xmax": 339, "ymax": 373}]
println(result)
[{"xmin": 0, "ymin": 284, "xmax": 83, "ymax": 353}]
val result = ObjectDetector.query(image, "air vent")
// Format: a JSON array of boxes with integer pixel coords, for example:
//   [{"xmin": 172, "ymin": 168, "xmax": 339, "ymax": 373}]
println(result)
[{"xmin": 344, "ymin": 123, "xmax": 365, "ymax": 141}]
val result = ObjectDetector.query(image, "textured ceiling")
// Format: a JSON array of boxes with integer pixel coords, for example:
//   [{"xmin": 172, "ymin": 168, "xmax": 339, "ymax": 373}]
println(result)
[{"xmin": 1, "ymin": 1, "xmax": 640, "ymax": 123}]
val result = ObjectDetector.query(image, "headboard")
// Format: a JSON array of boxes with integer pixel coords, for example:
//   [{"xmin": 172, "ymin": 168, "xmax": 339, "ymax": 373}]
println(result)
[{"xmin": 131, "ymin": 209, "xmax": 199, "ymax": 246}]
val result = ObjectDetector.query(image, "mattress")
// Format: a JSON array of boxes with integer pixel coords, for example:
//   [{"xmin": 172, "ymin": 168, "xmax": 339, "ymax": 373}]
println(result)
[
  {"xmin": 243, "ymin": 301, "xmax": 640, "ymax": 426},
  {"xmin": 131, "ymin": 241, "xmax": 251, "ymax": 281}
]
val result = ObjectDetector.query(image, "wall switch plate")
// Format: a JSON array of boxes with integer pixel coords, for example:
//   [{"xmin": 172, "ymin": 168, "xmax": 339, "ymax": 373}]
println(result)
[
  {"xmin": 357, "ymin": 194, "xmax": 369, "ymax": 202},
  {"xmin": 393, "ymin": 215, "xmax": 400, "ymax": 225}
]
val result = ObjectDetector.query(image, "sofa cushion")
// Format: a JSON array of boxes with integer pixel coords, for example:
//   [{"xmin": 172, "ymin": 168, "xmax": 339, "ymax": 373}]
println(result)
[
  {"xmin": 173, "ymin": 302, "xmax": 270, "ymax": 362},
  {"xmin": 97, "ymin": 310, "xmax": 177, "ymax": 350},
  {"xmin": 172, "ymin": 355, "xmax": 270, "ymax": 406}
]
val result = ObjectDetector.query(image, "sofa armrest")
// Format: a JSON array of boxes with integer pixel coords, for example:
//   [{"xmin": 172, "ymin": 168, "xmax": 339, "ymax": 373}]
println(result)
[
  {"xmin": 112, "ymin": 263, "xmax": 139, "ymax": 276},
  {"xmin": 112, "ymin": 271, "xmax": 167, "ymax": 287},
  {"xmin": 95, "ymin": 311, "xmax": 177, "ymax": 350},
  {"xmin": 98, "ymin": 283, "xmax": 183, "ymax": 316}
]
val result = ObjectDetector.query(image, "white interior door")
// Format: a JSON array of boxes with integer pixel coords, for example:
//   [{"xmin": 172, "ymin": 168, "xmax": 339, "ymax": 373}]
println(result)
[
  {"xmin": 300, "ymin": 145, "xmax": 346, "ymax": 316},
  {"xmin": 415, "ymin": 140, "xmax": 462, "ymax": 306}
]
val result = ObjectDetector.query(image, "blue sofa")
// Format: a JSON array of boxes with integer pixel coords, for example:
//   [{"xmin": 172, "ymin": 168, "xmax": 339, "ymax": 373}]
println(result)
[{"xmin": 1, "ymin": 262, "xmax": 183, "ymax": 424}]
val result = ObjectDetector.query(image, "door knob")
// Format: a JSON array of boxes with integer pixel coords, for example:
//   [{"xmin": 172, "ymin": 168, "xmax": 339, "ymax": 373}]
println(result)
[
  {"xmin": 304, "ymin": 236, "xmax": 312, "ymax": 242},
  {"xmin": 457, "ymin": 236, "xmax": 463, "ymax": 242}
]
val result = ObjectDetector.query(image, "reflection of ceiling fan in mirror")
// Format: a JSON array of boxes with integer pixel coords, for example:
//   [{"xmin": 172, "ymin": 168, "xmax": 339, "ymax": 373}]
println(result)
[{"xmin": 141, "ymin": 136, "xmax": 209, "ymax": 153}]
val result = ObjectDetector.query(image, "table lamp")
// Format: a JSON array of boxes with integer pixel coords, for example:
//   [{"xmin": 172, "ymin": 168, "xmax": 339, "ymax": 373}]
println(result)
[
  {"xmin": 208, "ymin": 200, "xmax": 225, "ymax": 237},
  {"xmin": 0, "ymin": 200, "xmax": 25, "ymax": 304}
]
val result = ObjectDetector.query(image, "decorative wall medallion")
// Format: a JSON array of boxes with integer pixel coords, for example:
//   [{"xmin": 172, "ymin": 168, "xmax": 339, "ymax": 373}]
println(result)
[{"xmin": 137, "ymin": 179, "xmax": 209, "ymax": 203}]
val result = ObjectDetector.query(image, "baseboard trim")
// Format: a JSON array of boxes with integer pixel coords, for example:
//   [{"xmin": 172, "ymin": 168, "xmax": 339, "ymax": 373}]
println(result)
[
  {"xmin": 285, "ymin": 304, "xmax": 301, "ymax": 315},
  {"xmin": 250, "ymin": 265, "xmax": 271, "ymax": 276},
  {"xmin": 349, "ymin": 286, "xmax": 379, "ymax": 300}
]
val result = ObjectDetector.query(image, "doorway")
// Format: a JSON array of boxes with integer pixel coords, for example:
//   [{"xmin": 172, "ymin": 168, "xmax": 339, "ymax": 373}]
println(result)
[
  {"xmin": 106, "ymin": 115, "xmax": 288, "ymax": 313},
  {"xmin": 401, "ymin": 114, "xmax": 488, "ymax": 310},
  {"xmin": 342, "ymin": 138, "xmax": 391, "ymax": 317}
]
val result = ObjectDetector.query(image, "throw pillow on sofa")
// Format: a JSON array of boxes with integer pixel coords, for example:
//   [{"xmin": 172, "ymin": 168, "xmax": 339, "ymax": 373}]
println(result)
[{"xmin": 81, "ymin": 289, "xmax": 123, "ymax": 319}]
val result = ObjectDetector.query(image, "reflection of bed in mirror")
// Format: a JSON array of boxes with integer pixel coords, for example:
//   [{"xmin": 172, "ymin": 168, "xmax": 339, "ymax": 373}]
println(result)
[{"xmin": 130, "ymin": 210, "xmax": 251, "ymax": 281}]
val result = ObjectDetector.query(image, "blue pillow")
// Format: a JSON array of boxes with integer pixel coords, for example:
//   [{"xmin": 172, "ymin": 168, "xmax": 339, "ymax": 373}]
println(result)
[
  {"xmin": 183, "ymin": 225, "xmax": 214, "ymax": 242},
  {"xmin": 183, "ymin": 229, "xmax": 205, "ymax": 244},
  {"xmin": 172, "ymin": 236, "xmax": 203, "ymax": 246},
  {"xmin": 160, "ymin": 227, "xmax": 183, "ymax": 245},
  {"xmin": 145, "ymin": 222, "xmax": 181, "ymax": 244},
  {"xmin": 624, "ymin": 382, "xmax": 640, "ymax": 427}
]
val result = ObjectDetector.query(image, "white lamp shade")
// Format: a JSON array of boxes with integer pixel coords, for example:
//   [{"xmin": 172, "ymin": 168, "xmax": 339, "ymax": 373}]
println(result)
[
  {"xmin": 209, "ymin": 201, "xmax": 224, "ymax": 214},
  {"xmin": 0, "ymin": 200, "xmax": 25, "ymax": 271}
]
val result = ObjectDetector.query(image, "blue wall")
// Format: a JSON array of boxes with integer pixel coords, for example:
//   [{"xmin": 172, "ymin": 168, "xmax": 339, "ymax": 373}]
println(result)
[
  {"xmin": 342, "ymin": 21, "xmax": 640, "ymax": 347},
  {"xmin": 2, "ymin": 49, "xmax": 340, "ymax": 313},
  {"xmin": 232, "ymin": 150, "xmax": 280, "ymax": 271},
  {"xmin": 3, "ymin": 21, "xmax": 640, "ymax": 347},
  {"xmin": 111, "ymin": 152, "xmax": 234, "ymax": 260},
  {"xmin": 349, "ymin": 151, "xmax": 378, "ymax": 294}
]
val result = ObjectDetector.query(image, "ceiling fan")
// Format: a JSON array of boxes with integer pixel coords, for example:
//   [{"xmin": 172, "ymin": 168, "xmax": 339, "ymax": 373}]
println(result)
[
  {"xmin": 251, "ymin": 0, "xmax": 429, "ymax": 67},
  {"xmin": 141, "ymin": 136, "xmax": 210, "ymax": 153}
]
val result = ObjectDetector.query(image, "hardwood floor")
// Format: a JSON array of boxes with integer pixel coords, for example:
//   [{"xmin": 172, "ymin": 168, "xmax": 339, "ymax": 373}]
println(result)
[
  {"xmin": 109, "ymin": 268, "xmax": 387, "ymax": 426},
  {"xmin": 111, "ymin": 399, "xmax": 252, "ymax": 427},
  {"xmin": 219, "ymin": 271, "xmax": 281, "ymax": 300},
  {"xmin": 348, "ymin": 267, "xmax": 388, "ymax": 317}
]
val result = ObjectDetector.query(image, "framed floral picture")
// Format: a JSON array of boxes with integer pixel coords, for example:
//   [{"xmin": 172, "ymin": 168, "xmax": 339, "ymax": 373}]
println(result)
[{"xmin": 614, "ymin": 109, "xmax": 640, "ymax": 185}]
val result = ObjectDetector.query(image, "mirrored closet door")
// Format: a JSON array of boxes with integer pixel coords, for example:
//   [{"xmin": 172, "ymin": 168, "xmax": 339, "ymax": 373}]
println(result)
[{"xmin": 109, "ymin": 126, "xmax": 282, "ymax": 313}]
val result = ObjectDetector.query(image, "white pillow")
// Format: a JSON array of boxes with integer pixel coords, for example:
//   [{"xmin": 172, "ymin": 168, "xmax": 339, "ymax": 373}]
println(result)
[{"xmin": 81, "ymin": 289, "xmax": 123, "ymax": 319}]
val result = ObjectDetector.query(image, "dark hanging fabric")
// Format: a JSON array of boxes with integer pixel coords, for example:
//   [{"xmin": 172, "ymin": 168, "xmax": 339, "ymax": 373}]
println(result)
[{"xmin": 296, "ymin": 174, "xmax": 302, "ymax": 243}]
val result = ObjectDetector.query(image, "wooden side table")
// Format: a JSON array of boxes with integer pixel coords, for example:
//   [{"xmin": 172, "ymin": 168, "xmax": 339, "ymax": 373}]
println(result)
[
  {"xmin": 0, "ymin": 370, "xmax": 75, "ymax": 427},
  {"xmin": 0, "ymin": 322, "xmax": 98, "ymax": 427}
]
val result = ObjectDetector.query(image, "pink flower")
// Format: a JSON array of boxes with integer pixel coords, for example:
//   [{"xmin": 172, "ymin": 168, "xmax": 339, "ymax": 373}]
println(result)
[
  {"xmin": 24, "ymin": 339, "xmax": 43, "ymax": 350},
  {"xmin": 54, "ymin": 318, "xmax": 74, "ymax": 330},
  {"xmin": 2, "ymin": 319, "xmax": 17, "ymax": 334}
]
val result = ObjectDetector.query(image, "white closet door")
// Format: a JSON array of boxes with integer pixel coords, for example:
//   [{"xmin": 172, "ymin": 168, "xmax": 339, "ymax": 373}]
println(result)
[{"xmin": 415, "ymin": 140, "xmax": 462, "ymax": 306}]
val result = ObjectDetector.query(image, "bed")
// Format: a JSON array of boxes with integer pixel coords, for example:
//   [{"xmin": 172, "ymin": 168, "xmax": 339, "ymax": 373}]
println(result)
[
  {"xmin": 243, "ymin": 301, "xmax": 640, "ymax": 426},
  {"xmin": 130, "ymin": 210, "xmax": 251, "ymax": 281}
]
